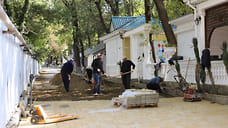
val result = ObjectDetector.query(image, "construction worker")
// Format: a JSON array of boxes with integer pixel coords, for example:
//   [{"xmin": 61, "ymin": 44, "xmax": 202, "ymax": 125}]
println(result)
[
  {"xmin": 61, "ymin": 59, "xmax": 74, "ymax": 92},
  {"xmin": 147, "ymin": 76, "xmax": 163, "ymax": 93},
  {"xmin": 120, "ymin": 56, "xmax": 135, "ymax": 89},
  {"xmin": 91, "ymin": 53, "xmax": 106, "ymax": 95},
  {"xmin": 86, "ymin": 66, "xmax": 93, "ymax": 84}
]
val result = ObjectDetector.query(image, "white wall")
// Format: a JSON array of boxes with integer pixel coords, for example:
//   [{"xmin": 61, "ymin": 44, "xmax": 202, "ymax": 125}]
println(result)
[
  {"xmin": 210, "ymin": 26, "xmax": 228, "ymax": 57},
  {"xmin": 177, "ymin": 30, "xmax": 195, "ymax": 59},
  {"xmin": 105, "ymin": 35, "xmax": 123, "ymax": 76},
  {"xmin": 0, "ymin": 20, "xmax": 40, "ymax": 128},
  {"xmin": 87, "ymin": 54, "xmax": 94, "ymax": 68},
  {"xmin": 130, "ymin": 34, "xmax": 144, "ymax": 79},
  {"xmin": 175, "ymin": 20, "xmax": 195, "ymax": 60}
]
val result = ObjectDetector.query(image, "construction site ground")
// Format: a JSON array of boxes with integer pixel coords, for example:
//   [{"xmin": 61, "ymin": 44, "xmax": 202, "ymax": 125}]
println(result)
[{"xmin": 19, "ymin": 67, "xmax": 228, "ymax": 128}]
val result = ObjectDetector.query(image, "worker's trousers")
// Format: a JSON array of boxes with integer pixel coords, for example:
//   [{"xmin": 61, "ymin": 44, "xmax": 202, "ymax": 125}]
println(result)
[
  {"xmin": 147, "ymin": 83, "xmax": 162, "ymax": 93},
  {"xmin": 61, "ymin": 71, "xmax": 70, "ymax": 92},
  {"xmin": 121, "ymin": 74, "xmax": 131, "ymax": 89},
  {"xmin": 93, "ymin": 73, "xmax": 101, "ymax": 94}
]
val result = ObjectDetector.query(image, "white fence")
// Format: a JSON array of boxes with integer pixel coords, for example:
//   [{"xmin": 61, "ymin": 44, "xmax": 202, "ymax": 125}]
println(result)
[
  {"xmin": 161, "ymin": 60, "xmax": 228, "ymax": 85},
  {"xmin": 0, "ymin": 8, "xmax": 40, "ymax": 128}
]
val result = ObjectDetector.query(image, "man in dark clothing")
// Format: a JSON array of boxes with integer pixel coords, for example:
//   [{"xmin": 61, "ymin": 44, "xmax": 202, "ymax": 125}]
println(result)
[
  {"xmin": 61, "ymin": 59, "xmax": 74, "ymax": 92},
  {"xmin": 147, "ymin": 76, "xmax": 163, "ymax": 93},
  {"xmin": 120, "ymin": 56, "xmax": 135, "ymax": 89},
  {"xmin": 86, "ymin": 67, "xmax": 93, "ymax": 84},
  {"xmin": 91, "ymin": 54, "xmax": 106, "ymax": 95},
  {"xmin": 201, "ymin": 48, "xmax": 211, "ymax": 70}
]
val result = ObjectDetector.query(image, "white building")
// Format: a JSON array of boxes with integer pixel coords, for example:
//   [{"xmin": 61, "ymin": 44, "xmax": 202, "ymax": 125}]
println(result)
[
  {"xmin": 167, "ymin": 0, "xmax": 228, "ymax": 85},
  {"xmin": 100, "ymin": 15, "xmax": 175, "ymax": 80}
]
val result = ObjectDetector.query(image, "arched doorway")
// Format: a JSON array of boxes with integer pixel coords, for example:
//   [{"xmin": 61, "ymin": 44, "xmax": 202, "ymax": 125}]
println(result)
[
  {"xmin": 205, "ymin": 2, "xmax": 228, "ymax": 49},
  {"xmin": 209, "ymin": 26, "xmax": 228, "ymax": 59}
]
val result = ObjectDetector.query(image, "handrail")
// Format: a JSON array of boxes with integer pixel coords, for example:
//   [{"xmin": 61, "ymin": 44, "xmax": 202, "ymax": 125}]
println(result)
[{"xmin": 0, "ymin": 6, "xmax": 33, "ymax": 55}]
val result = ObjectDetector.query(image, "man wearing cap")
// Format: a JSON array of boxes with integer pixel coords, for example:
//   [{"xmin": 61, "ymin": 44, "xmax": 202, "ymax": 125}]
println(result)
[
  {"xmin": 61, "ymin": 59, "xmax": 74, "ymax": 92},
  {"xmin": 91, "ymin": 54, "xmax": 106, "ymax": 95},
  {"xmin": 120, "ymin": 56, "xmax": 135, "ymax": 89}
]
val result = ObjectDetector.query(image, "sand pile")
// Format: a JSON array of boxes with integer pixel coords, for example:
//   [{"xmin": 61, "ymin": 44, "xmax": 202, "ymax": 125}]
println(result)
[
  {"xmin": 33, "ymin": 73, "xmax": 125, "ymax": 101},
  {"xmin": 49, "ymin": 73, "xmax": 91, "ymax": 91}
]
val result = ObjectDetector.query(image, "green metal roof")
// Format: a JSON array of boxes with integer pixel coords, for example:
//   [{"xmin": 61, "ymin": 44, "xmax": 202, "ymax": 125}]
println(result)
[
  {"xmin": 112, "ymin": 15, "xmax": 175, "ymax": 31},
  {"xmin": 111, "ymin": 16, "xmax": 137, "ymax": 30}
]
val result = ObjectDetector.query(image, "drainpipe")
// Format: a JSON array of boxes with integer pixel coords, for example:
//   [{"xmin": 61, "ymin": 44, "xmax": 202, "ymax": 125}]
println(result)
[{"xmin": 186, "ymin": 1, "xmax": 198, "ymax": 38}]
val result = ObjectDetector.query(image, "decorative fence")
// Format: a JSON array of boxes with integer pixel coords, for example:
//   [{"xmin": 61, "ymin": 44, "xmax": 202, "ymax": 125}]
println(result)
[
  {"xmin": 163, "ymin": 59, "xmax": 228, "ymax": 85},
  {"xmin": 0, "ymin": 7, "xmax": 40, "ymax": 128}
]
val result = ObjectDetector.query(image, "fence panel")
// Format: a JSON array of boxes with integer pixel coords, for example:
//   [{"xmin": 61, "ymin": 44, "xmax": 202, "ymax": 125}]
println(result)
[{"xmin": 0, "ymin": 15, "xmax": 40, "ymax": 128}]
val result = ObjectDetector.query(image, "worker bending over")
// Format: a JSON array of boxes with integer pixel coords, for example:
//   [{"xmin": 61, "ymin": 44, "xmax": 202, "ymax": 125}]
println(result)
[{"xmin": 147, "ymin": 76, "xmax": 163, "ymax": 93}]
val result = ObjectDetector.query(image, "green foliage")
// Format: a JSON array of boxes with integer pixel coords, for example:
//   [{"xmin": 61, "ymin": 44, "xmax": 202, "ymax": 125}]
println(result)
[
  {"xmin": 193, "ymin": 38, "xmax": 200, "ymax": 63},
  {"xmin": 164, "ymin": 0, "xmax": 193, "ymax": 20},
  {"xmin": 200, "ymin": 68, "xmax": 206, "ymax": 84},
  {"xmin": 175, "ymin": 60, "xmax": 180, "ymax": 73},
  {"xmin": 221, "ymin": 41, "xmax": 228, "ymax": 73},
  {"xmin": 3, "ymin": 0, "xmax": 193, "ymax": 63}
]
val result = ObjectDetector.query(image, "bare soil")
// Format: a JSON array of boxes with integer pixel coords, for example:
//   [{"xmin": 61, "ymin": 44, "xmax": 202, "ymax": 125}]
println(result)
[{"xmin": 32, "ymin": 70, "xmax": 125, "ymax": 101}]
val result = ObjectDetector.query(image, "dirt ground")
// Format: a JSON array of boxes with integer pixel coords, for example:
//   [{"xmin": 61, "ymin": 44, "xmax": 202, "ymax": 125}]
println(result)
[{"xmin": 32, "ymin": 67, "xmax": 125, "ymax": 101}]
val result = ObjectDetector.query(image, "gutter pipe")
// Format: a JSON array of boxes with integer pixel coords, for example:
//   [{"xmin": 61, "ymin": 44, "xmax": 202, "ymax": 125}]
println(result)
[{"xmin": 185, "ymin": 1, "xmax": 198, "ymax": 38}]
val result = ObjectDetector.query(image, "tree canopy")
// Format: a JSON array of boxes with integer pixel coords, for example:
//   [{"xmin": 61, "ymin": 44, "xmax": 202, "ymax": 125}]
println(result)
[{"xmin": 3, "ymin": 0, "xmax": 192, "ymax": 63}]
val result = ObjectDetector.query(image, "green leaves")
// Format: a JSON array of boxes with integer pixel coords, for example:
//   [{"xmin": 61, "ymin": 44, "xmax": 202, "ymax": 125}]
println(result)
[{"xmin": 3, "ymin": 0, "xmax": 193, "ymax": 63}]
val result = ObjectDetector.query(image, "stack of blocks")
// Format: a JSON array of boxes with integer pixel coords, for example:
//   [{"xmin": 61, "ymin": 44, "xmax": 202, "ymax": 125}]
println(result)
[{"xmin": 112, "ymin": 89, "xmax": 159, "ymax": 108}]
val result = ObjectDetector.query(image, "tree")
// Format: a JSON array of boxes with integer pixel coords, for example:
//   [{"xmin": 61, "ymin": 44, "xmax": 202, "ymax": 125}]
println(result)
[
  {"xmin": 153, "ymin": 0, "xmax": 177, "ymax": 46},
  {"xmin": 123, "ymin": 0, "xmax": 134, "ymax": 16},
  {"xmin": 145, "ymin": 0, "xmax": 156, "ymax": 63},
  {"xmin": 105, "ymin": 0, "xmax": 120, "ymax": 16},
  {"xmin": 62, "ymin": 0, "xmax": 81, "ymax": 72},
  {"xmin": 3, "ymin": 0, "xmax": 30, "ymax": 33},
  {"xmin": 95, "ymin": 0, "xmax": 109, "ymax": 34}
]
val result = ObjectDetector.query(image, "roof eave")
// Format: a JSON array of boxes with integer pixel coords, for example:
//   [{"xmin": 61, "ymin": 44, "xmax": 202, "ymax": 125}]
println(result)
[
  {"xmin": 183, "ymin": 0, "xmax": 208, "ymax": 5},
  {"xmin": 169, "ymin": 14, "xmax": 194, "ymax": 26},
  {"xmin": 123, "ymin": 23, "xmax": 152, "ymax": 37},
  {"xmin": 99, "ymin": 30, "xmax": 126, "ymax": 41}
]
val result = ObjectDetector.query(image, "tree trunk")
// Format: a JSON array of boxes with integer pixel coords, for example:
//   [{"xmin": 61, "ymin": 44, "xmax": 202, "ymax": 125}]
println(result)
[
  {"xmin": 80, "ymin": 39, "xmax": 85, "ymax": 68},
  {"xmin": 105, "ymin": 0, "xmax": 120, "ymax": 16},
  {"xmin": 62, "ymin": 0, "xmax": 81, "ymax": 72},
  {"xmin": 123, "ymin": 0, "xmax": 133, "ymax": 16},
  {"xmin": 145, "ymin": 0, "xmax": 151, "ymax": 23},
  {"xmin": 149, "ymin": 33, "xmax": 156, "ymax": 63},
  {"xmin": 72, "ymin": 14, "xmax": 82, "ymax": 73},
  {"xmin": 145, "ymin": 0, "xmax": 156, "ymax": 63},
  {"xmin": 145, "ymin": 0, "xmax": 157, "ymax": 77},
  {"xmin": 95, "ymin": 0, "xmax": 109, "ymax": 33},
  {"xmin": 88, "ymin": 35, "xmax": 91, "ymax": 48},
  {"xmin": 153, "ymin": 0, "xmax": 177, "ymax": 45}
]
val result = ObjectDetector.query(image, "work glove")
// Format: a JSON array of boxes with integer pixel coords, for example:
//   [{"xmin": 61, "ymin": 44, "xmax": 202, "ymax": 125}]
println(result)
[
  {"xmin": 68, "ymin": 74, "xmax": 71, "ymax": 80},
  {"xmin": 97, "ymin": 68, "xmax": 101, "ymax": 72},
  {"xmin": 104, "ymin": 73, "xmax": 108, "ymax": 78}
]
